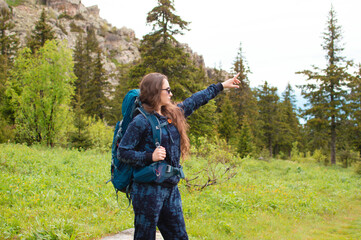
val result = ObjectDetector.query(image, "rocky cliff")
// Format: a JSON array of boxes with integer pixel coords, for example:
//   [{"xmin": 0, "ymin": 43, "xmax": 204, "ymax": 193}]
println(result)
[
  {"xmin": 2, "ymin": 0, "xmax": 140, "ymax": 86},
  {"xmin": 2, "ymin": 0, "xmax": 208, "ymax": 86}
]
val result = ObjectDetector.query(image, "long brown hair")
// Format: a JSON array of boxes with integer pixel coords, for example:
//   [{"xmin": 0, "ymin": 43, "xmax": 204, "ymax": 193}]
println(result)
[{"xmin": 139, "ymin": 73, "xmax": 190, "ymax": 158}]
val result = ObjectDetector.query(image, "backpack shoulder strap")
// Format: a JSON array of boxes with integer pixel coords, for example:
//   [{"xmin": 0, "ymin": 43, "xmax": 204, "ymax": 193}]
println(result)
[{"xmin": 137, "ymin": 106, "xmax": 167, "ymax": 147}]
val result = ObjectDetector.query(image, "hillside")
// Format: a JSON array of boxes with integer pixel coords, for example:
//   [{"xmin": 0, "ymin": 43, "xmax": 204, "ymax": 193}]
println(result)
[{"xmin": 2, "ymin": 0, "xmax": 208, "ymax": 87}]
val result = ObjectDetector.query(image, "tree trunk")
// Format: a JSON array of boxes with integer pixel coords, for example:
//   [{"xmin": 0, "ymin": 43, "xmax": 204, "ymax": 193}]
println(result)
[
  {"xmin": 268, "ymin": 138, "xmax": 272, "ymax": 157},
  {"xmin": 331, "ymin": 115, "xmax": 336, "ymax": 164}
]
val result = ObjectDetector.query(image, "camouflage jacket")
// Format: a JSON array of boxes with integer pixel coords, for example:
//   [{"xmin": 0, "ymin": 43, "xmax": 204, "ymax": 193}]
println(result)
[{"xmin": 117, "ymin": 83, "xmax": 223, "ymax": 186}]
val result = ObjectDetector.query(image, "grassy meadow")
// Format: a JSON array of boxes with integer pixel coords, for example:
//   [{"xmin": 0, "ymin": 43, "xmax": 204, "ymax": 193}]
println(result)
[{"xmin": 1, "ymin": 143, "xmax": 361, "ymax": 239}]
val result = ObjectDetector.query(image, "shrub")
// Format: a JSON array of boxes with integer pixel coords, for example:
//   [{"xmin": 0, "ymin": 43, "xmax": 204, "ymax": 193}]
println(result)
[
  {"xmin": 58, "ymin": 12, "xmax": 73, "ymax": 20},
  {"xmin": 0, "ymin": 117, "xmax": 15, "ymax": 143},
  {"xmin": 338, "ymin": 149, "xmax": 360, "ymax": 168},
  {"xmin": 355, "ymin": 161, "xmax": 361, "ymax": 175},
  {"xmin": 56, "ymin": 22, "xmax": 68, "ymax": 35},
  {"xmin": 191, "ymin": 135, "xmax": 238, "ymax": 164},
  {"xmin": 85, "ymin": 117, "xmax": 113, "ymax": 152},
  {"xmin": 277, "ymin": 151, "xmax": 287, "ymax": 160},
  {"xmin": 68, "ymin": 116, "xmax": 91, "ymax": 150},
  {"xmin": 100, "ymin": 23, "xmax": 109, "ymax": 37},
  {"xmin": 47, "ymin": 8, "xmax": 57, "ymax": 20},
  {"xmin": 186, "ymin": 135, "xmax": 239, "ymax": 190},
  {"xmin": 69, "ymin": 115, "xmax": 113, "ymax": 152},
  {"xmin": 313, "ymin": 149, "xmax": 327, "ymax": 164},
  {"xmin": 290, "ymin": 141, "xmax": 303, "ymax": 161},
  {"xmin": 70, "ymin": 21, "xmax": 84, "ymax": 33},
  {"xmin": 258, "ymin": 146, "xmax": 271, "ymax": 161}
]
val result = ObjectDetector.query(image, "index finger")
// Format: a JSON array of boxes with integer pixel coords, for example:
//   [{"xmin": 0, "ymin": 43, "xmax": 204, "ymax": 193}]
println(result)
[{"xmin": 233, "ymin": 72, "xmax": 240, "ymax": 79}]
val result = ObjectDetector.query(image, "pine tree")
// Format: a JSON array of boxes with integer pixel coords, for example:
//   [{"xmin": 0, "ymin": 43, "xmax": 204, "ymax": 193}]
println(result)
[
  {"xmin": 84, "ymin": 26, "xmax": 99, "ymax": 54},
  {"xmin": 27, "ymin": 8, "xmax": 55, "ymax": 53},
  {"xmin": 73, "ymin": 33, "xmax": 87, "ymax": 102},
  {"xmin": 238, "ymin": 115, "xmax": 255, "ymax": 158},
  {"xmin": 84, "ymin": 49, "xmax": 108, "ymax": 119},
  {"xmin": 347, "ymin": 65, "xmax": 361, "ymax": 156},
  {"xmin": 297, "ymin": 7, "xmax": 351, "ymax": 164},
  {"xmin": 73, "ymin": 27, "xmax": 108, "ymax": 119},
  {"xmin": 218, "ymin": 94, "xmax": 238, "ymax": 142},
  {"xmin": 71, "ymin": 33, "xmax": 94, "ymax": 148},
  {"xmin": 229, "ymin": 43, "xmax": 253, "ymax": 120},
  {"xmin": 69, "ymin": 93, "xmax": 91, "ymax": 150},
  {"xmin": 257, "ymin": 81, "xmax": 280, "ymax": 157},
  {"xmin": 146, "ymin": 0, "xmax": 189, "ymax": 45},
  {"xmin": 277, "ymin": 83, "xmax": 301, "ymax": 157},
  {"xmin": 210, "ymin": 66, "xmax": 228, "ymax": 112},
  {"xmin": 231, "ymin": 43, "xmax": 250, "ymax": 85},
  {"xmin": 188, "ymin": 99, "xmax": 217, "ymax": 138},
  {"xmin": 106, "ymin": 63, "xmax": 132, "ymax": 126},
  {"xmin": 228, "ymin": 43, "xmax": 261, "ymax": 149},
  {"xmin": 129, "ymin": 0, "xmax": 203, "ymax": 101}
]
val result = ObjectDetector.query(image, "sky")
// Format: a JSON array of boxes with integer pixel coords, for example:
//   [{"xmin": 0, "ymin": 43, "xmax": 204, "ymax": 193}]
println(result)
[{"xmin": 82, "ymin": 0, "xmax": 361, "ymax": 105}]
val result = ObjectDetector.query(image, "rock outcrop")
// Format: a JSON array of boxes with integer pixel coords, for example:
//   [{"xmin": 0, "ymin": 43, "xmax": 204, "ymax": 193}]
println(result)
[
  {"xmin": 5, "ymin": 0, "xmax": 208, "ymax": 86},
  {"xmin": 46, "ymin": 0, "xmax": 85, "ymax": 16},
  {"xmin": 7, "ymin": 0, "xmax": 141, "ymax": 86}
]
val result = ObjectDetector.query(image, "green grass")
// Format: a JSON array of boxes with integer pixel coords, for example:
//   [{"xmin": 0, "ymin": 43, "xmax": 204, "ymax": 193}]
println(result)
[
  {"xmin": 181, "ymin": 157, "xmax": 361, "ymax": 239},
  {"xmin": 0, "ymin": 144, "xmax": 133, "ymax": 239},
  {"xmin": 1, "ymin": 144, "xmax": 361, "ymax": 239},
  {"xmin": 5, "ymin": 0, "xmax": 25, "ymax": 7}
]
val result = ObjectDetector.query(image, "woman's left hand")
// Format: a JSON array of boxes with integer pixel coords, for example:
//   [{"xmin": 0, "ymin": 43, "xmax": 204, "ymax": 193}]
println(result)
[{"xmin": 222, "ymin": 73, "xmax": 241, "ymax": 89}]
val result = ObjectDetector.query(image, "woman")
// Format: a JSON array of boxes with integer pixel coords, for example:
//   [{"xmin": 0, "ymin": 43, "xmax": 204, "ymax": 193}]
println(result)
[{"xmin": 118, "ymin": 72, "xmax": 240, "ymax": 240}]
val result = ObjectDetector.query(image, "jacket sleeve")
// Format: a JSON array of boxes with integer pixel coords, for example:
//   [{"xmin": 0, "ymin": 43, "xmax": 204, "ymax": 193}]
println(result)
[
  {"xmin": 117, "ymin": 115, "xmax": 153, "ymax": 168},
  {"xmin": 178, "ymin": 83, "xmax": 223, "ymax": 118}
]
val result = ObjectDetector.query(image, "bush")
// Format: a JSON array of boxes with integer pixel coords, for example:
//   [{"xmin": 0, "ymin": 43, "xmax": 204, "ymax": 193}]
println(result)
[
  {"xmin": 0, "ymin": 117, "xmax": 15, "ymax": 143},
  {"xmin": 58, "ymin": 13, "xmax": 73, "ymax": 20},
  {"xmin": 68, "ymin": 125, "xmax": 92, "ymax": 151},
  {"xmin": 68, "ymin": 115, "xmax": 113, "ymax": 152},
  {"xmin": 85, "ymin": 117, "xmax": 113, "ymax": 152},
  {"xmin": 258, "ymin": 146, "xmax": 271, "ymax": 161},
  {"xmin": 100, "ymin": 23, "xmax": 110, "ymax": 37},
  {"xmin": 290, "ymin": 141, "xmax": 303, "ymax": 161},
  {"xmin": 313, "ymin": 149, "xmax": 327, "ymax": 164},
  {"xmin": 354, "ymin": 162, "xmax": 361, "ymax": 175},
  {"xmin": 191, "ymin": 135, "xmax": 238, "ymax": 165},
  {"xmin": 56, "ymin": 22, "xmax": 68, "ymax": 35},
  {"xmin": 277, "ymin": 151, "xmax": 287, "ymax": 160},
  {"xmin": 186, "ymin": 135, "xmax": 239, "ymax": 190},
  {"xmin": 338, "ymin": 149, "xmax": 360, "ymax": 168}
]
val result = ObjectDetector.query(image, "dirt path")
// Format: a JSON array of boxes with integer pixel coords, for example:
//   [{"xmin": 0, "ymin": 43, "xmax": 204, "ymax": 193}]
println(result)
[{"xmin": 100, "ymin": 228, "xmax": 164, "ymax": 240}]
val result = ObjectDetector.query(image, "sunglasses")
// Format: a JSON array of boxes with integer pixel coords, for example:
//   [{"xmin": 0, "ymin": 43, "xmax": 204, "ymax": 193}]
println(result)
[{"xmin": 162, "ymin": 87, "xmax": 172, "ymax": 94}]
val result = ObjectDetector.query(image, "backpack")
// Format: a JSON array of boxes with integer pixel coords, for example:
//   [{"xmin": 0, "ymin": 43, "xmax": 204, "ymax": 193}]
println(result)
[{"xmin": 108, "ymin": 89, "xmax": 185, "ymax": 205}]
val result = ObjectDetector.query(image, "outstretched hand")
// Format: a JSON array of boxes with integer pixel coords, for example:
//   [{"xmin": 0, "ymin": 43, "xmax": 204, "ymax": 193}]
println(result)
[{"xmin": 222, "ymin": 73, "xmax": 241, "ymax": 89}]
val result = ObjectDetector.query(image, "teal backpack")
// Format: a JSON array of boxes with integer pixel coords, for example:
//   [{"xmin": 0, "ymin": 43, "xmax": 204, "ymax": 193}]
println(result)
[{"xmin": 108, "ymin": 89, "xmax": 185, "ymax": 203}]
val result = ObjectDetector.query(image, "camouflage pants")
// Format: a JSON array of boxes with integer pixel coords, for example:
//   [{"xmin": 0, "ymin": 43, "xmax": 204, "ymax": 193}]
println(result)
[{"xmin": 131, "ymin": 182, "xmax": 188, "ymax": 240}]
